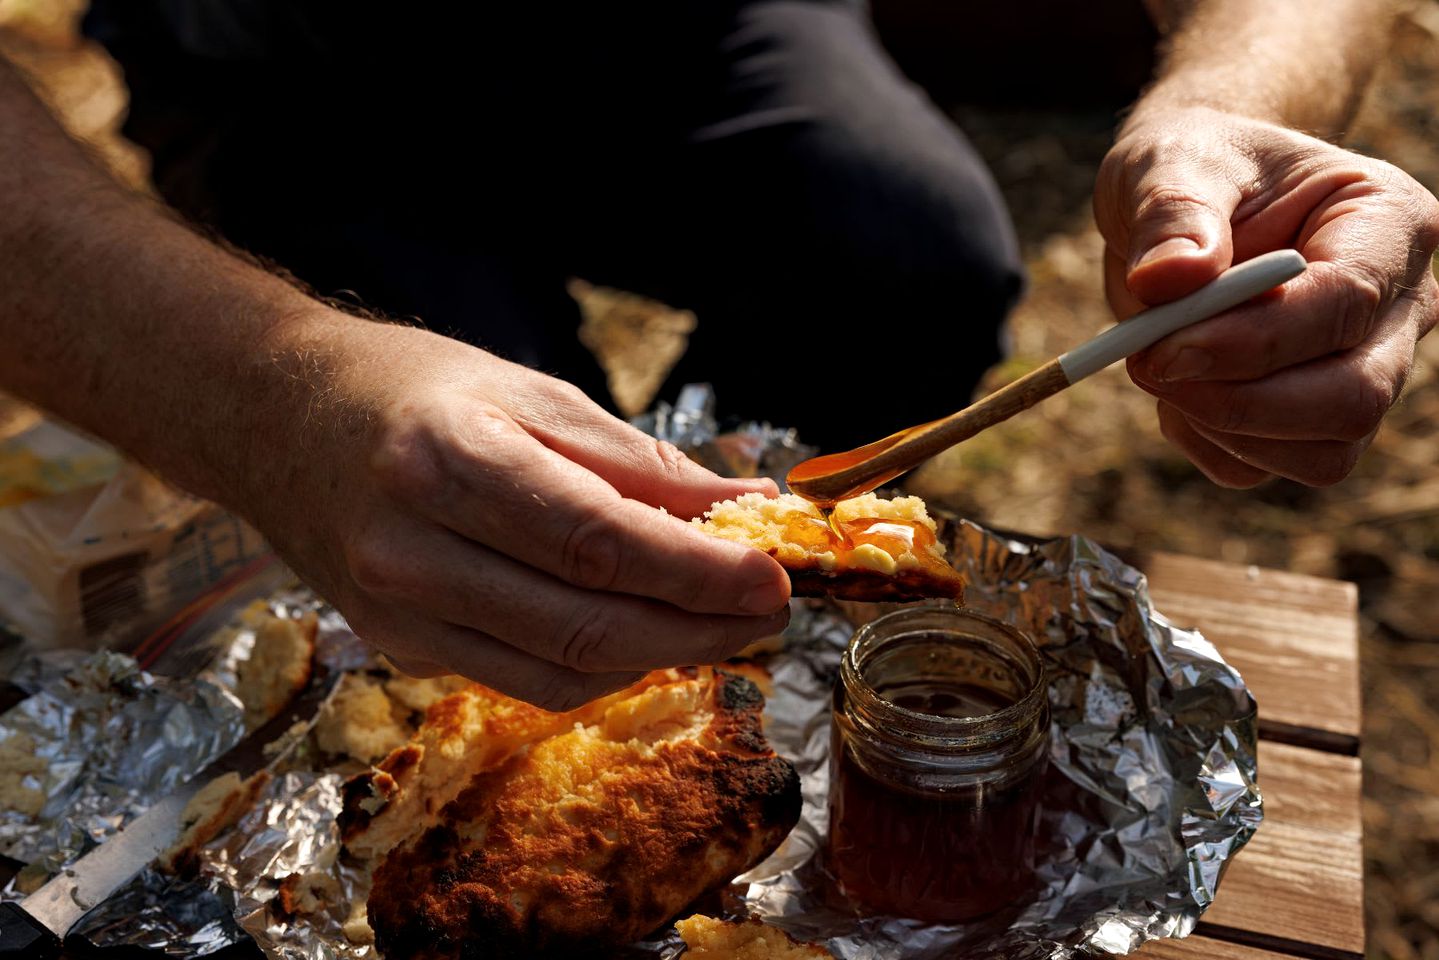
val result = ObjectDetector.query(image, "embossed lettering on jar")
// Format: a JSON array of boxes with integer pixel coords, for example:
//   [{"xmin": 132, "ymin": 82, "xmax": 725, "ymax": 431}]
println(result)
[{"xmin": 828, "ymin": 606, "xmax": 1050, "ymax": 922}]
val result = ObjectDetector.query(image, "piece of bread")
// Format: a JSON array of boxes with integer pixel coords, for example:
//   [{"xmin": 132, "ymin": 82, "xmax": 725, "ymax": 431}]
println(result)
[
  {"xmin": 160, "ymin": 769, "xmax": 271, "ymax": 875},
  {"xmin": 676, "ymin": 915, "xmax": 835, "ymax": 959},
  {"xmin": 0, "ymin": 733, "xmax": 47, "ymax": 818},
  {"xmin": 314, "ymin": 673, "xmax": 410, "ymax": 763},
  {"xmin": 234, "ymin": 607, "xmax": 317, "ymax": 729},
  {"xmin": 380, "ymin": 672, "xmax": 471, "ymax": 714},
  {"xmin": 693, "ymin": 492, "xmax": 964, "ymax": 602},
  {"xmin": 338, "ymin": 671, "xmax": 682, "ymax": 865},
  {"xmin": 367, "ymin": 668, "xmax": 801, "ymax": 960}
]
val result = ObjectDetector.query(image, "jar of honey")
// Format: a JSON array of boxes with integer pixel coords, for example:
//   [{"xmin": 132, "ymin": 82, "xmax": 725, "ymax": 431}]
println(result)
[{"xmin": 827, "ymin": 606, "xmax": 1049, "ymax": 922}]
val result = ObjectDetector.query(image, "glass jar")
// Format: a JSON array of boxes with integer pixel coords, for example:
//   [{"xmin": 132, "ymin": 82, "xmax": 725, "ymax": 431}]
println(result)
[{"xmin": 827, "ymin": 606, "xmax": 1050, "ymax": 923}]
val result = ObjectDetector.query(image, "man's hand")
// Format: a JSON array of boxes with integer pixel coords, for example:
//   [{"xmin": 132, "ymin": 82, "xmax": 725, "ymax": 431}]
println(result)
[
  {"xmin": 240, "ymin": 318, "xmax": 792, "ymax": 711},
  {"xmin": 0, "ymin": 54, "xmax": 787, "ymax": 711},
  {"xmin": 1094, "ymin": 106, "xmax": 1439, "ymax": 487}
]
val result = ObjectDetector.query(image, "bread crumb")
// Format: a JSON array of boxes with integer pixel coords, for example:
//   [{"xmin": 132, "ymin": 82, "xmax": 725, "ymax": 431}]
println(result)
[
  {"xmin": 382, "ymin": 673, "xmax": 471, "ymax": 714},
  {"xmin": 676, "ymin": 914, "xmax": 833, "ymax": 958},
  {"xmin": 0, "ymin": 732, "xmax": 47, "ymax": 818},
  {"xmin": 343, "ymin": 898, "xmax": 375, "ymax": 944}
]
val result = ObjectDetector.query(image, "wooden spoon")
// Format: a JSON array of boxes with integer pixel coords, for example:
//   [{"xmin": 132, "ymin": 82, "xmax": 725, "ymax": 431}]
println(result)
[{"xmin": 786, "ymin": 249, "xmax": 1308, "ymax": 505}]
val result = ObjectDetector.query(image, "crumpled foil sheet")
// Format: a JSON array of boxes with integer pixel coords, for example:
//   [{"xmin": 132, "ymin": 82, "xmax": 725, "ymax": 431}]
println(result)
[{"xmin": 0, "ymin": 649, "xmax": 246, "ymax": 885}]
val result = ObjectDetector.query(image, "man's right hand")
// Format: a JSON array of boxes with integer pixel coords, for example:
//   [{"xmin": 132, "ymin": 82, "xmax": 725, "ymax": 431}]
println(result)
[
  {"xmin": 0, "ymin": 52, "xmax": 787, "ymax": 710},
  {"xmin": 237, "ymin": 315, "xmax": 791, "ymax": 711}
]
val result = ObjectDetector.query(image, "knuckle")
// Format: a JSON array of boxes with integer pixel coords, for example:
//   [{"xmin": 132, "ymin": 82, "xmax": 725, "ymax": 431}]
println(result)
[
  {"xmin": 1304, "ymin": 445, "xmax": 1361, "ymax": 488},
  {"xmin": 1209, "ymin": 385, "xmax": 1251, "ymax": 434},
  {"xmin": 1333, "ymin": 265, "xmax": 1385, "ymax": 349},
  {"xmin": 652, "ymin": 439, "xmax": 694, "ymax": 484},
  {"xmin": 672, "ymin": 562, "xmax": 717, "ymax": 612},
  {"xmin": 695, "ymin": 621, "xmax": 746, "ymax": 665},
  {"xmin": 1134, "ymin": 184, "xmax": 1218, "ymax": 225},
  {"xmin": 556, "ymin": 605, "xmax": 621, "ymax": 671},
  {"xmin": 529, "ymin": 673, "xmax": 590, "ymax": 713},
  {"xmin": 1338, "ymin": 369, "xmax": 1395, "ymax": 442},
  {"xmin": 347, "ymin": 537, "xmax": 407, "ymax": 597},
  {"xmin": 559, "ymin": 513, "xmax": 625, "ymax": 591},
  {"xmin": 370, "ymin": 421, "xmax": 447, "ymax": 503}
]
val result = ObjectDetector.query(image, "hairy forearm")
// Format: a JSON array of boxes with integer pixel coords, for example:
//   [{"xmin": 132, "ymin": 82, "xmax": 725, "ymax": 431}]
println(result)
[
  {"xmin": 1136, "ymin": 0, "xmax": 1401, "ymax": 136},
  {"xmin": 0, "ymin": 55, "xmax": 342, "ymax": 505}
]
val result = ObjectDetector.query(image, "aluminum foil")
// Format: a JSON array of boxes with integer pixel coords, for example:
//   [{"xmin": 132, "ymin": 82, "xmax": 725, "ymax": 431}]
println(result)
[
  {"xmin": 0, "ymin": 391, "xmax": 1261, "ymax": 959},
  {"xmin": 0, "ymin": 649, "xmax": 246, "ymax": 886}
]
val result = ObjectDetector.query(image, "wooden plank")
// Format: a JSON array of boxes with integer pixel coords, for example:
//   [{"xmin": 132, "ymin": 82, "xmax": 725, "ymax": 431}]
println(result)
[
  {"xmin": 1200, "ymin": 741, "xmax": 1365, "ymax": 955},
  {"xmin": 1136, "ymin": 934, "xmax": 1301, "ymax": 960},
  {"xmin": 1141, "ymin": 553, "xmax": 1360, "ymax": 739}
]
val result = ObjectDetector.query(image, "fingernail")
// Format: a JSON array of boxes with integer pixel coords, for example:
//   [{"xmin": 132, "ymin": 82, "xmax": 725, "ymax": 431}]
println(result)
[
  {"xmin": 1159, "ymin": 347, "xmax": 1214, "ymax": 381},
  {"xmin": 739, "ymin": 580, "xmax": 788, "ymax": 615},
  {"xmin": 1135, "ymin": 237, "xmax": 1201, "ymax": 270}
]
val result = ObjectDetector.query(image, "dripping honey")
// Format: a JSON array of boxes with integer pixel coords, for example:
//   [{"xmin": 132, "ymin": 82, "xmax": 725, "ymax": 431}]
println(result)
[{"xmin": 828, "ymin": 608, "xmax": 1049, "ymax": 923}]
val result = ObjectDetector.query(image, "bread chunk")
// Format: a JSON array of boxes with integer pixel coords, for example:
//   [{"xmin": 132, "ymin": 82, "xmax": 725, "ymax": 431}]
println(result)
[
  {"xmin": 0, "ymin": 733, "xmax": 47, "ymax": 818},
  {"xmin": 676, "ymin": 914, "xmax": 835, "ymax": 958},
  {"xmin": 313, "ymin": 673, "xmax": 409, "ymax": 763},
  {"xmin": 694, "ymin": 492, "xmax": 964, "ymax": 601},
  {"xmin": 339, "ymin": 671, "xmax": 682, "ymax": 865},
  {"xmin": 234, "ymin": 607, "xmax": 316, "ymax": 729},
  {"xmin": 160, "ymin": 769, "xmax": 271, "ymax": 875},
  {"xmin": 367, "ymin": 668, "xmax": 800, "ymax": 960}
]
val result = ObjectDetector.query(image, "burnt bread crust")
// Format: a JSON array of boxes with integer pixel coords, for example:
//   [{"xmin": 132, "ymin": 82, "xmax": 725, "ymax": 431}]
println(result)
[
  {"xmin": 786, "ymin": 564, "xmax": 964, "ymax": 602},
  {"xmin": 368, "ymin": 670, "xmax": 801, "ymax": 960}
]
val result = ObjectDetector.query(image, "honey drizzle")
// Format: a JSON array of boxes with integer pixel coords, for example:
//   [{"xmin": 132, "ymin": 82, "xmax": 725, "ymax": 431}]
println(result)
[{"xmin": 819, "ymin": 503, "xmax": 849, "ymax": 546}]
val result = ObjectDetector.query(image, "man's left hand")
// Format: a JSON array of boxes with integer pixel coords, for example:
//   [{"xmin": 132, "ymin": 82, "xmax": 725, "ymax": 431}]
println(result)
[{"xmin": 1094, "ymin": 105, "xmax": 1439, "ymax": 487}]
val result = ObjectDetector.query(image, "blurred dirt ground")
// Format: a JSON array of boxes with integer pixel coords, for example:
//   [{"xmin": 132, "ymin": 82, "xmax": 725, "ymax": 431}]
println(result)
[{"xmin": 0, "ymin": 1, "xmax": 1435, "ymax": 956}]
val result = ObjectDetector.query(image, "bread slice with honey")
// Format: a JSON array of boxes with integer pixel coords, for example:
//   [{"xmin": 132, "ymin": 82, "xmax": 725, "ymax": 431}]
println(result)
[
  {"xmin": 366, "ymin": 668, "xmax": 801, "ymax": 960},
  {"xmin": 693, "ymin": 492, "xmax": 964, "ymax": 602}
]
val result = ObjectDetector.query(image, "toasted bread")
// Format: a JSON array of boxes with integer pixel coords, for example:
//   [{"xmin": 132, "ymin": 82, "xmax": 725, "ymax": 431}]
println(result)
[
  {"xmin": 367, "ymin": 668, "xmax": 800, "ymax": 960},
  {"xmin": 693, "ymin": 492, "xmax": 964, "ymax": 602},
  {"xmin": 339, "ymin": 671, "xmax": 683, "ymax": 865}
]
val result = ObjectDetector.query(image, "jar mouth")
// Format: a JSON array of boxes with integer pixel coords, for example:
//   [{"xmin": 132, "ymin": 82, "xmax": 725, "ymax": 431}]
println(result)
[{"xmin": 842, "ymin": 605, "xmax": 1047, "ymax": 749}]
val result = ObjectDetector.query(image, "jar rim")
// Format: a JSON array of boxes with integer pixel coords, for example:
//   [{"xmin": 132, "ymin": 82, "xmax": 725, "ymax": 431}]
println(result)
[{"xmin": 841, "ymin": 605, "xmax": 1047, "ymax": 748}]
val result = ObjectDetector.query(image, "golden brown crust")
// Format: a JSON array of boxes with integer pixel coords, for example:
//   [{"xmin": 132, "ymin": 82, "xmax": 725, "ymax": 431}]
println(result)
[
  {"xmin": 339, "ymin": 670, "xmax": 694, "ymax": 863},
  {"xmin": 368, "ymin": 670, "xmax": 800, "ymax": 960}
]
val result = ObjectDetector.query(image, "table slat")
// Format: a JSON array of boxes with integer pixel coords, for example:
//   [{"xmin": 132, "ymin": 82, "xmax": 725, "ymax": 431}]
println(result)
[
  {"xmin": 1137, "ymin": 935, "xmax": 1300, "ymax": 960},
  {"xmin": 1142, "ymin": 554, "xmax": 1360, "ymax": 739}
]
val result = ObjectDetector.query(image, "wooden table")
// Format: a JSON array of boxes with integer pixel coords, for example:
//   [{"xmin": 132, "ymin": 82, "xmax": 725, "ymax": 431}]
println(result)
[{"xmin": 1135, "ymin": 554, "xmax": 1364, "ymax": 960}]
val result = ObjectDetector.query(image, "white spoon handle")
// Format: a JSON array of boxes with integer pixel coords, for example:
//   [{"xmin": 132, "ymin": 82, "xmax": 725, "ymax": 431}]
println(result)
[{"xmin": 1057, "ymin": 249, "xmax": 1308, "ymax": 383}]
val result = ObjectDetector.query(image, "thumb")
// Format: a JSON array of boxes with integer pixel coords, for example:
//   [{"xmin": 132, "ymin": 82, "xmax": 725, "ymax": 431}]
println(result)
[
  {"xmin": 1125, "ymin": 176, "xmax": 1237, "ymax": 307},
  {"xmin": 1116, "ymin": 154, "xmax": 1243, "ymax": 303}
]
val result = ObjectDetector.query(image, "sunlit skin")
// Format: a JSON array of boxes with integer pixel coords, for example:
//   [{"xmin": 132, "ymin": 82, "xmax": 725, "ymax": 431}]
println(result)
[{"xmin": 0, "ymin": 0, "xmax": 1431, "ymax": 701}]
